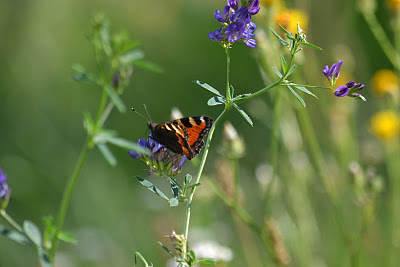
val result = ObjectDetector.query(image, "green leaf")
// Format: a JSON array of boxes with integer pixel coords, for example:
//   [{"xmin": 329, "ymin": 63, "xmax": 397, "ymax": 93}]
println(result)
[
  {"xmin": 71, "ymin": 64, "xmax": 97, "ymax": 83},
  {"xmin": 103, "ymin": 85, "xmax": 126, "ymax": 113},
  {"xmin": 38, "ymin": 248, "xmax": 51, "ymax": 267},
  {"xmin": 59, "ymin": 231, "xmax": 78, "ymax": 245},
  {"xmin": 187, "ymin": 183, "xmax": 201, "ymax": 189},
  {"xmin": 287, "ymin": 86, "xmax": 306, "ymax": 107},
  {"xmin": 232, "ymin": 93, "xmax": 252, "ymax": 104},
  {"xmin": 299, "ymin": 42, "xmax": 322, "ymax": 50},
  {"xmin": 197, "ymin": 258, "xmax": 217, "ymax": 265},
  {"xmin": 119, "ymin": 49, "xmax": 144, "ymax": 65},
  {"xmin": 132, "ymin": 60, "xmax": 163, "ymax": 73},
  {"xmin": 0, "ymin": 224, "xmax": 32, "ymax": 246},
  {"xmin": 134, "ymin": 252, "xmax": 152, "ymax": 267},
  {"xmin": 158, "ymin": 241, "xmax": 180, "ymax": 261},
  {"xmin": 94, "ymin": 135, "xmax": 150, "ymax": 155},
  {"xmin": 99, "ymin": 24, "xmax": 112, "ymax": 56},
  {"xmin": 169, "ymin": 198, "xmax": 179, "ymax": 207},
  {"xmin": 207, "ymin": 96, "xmax": 226, "ymax": 106},
  {"xmin": 184, "ymin": 174, "xmax": 192, "ymax": 187},
  {"xmin": 194, "ymin": 80, "xmax": 222, "ymax": 96},
  {"xmin": 286, "ymin": 64, "xmax": 297, "ymax": 77},
  {"xmin": 294, "ymin": 85, "xmax": 318, "ymax": 98},
  {"xmin": 280, "ymin": 54, "xmax": 287, "ymax": 73},
  {"xmin": 273, "ymin": 67, "xmax": 283, "ymax": 78},
  {"xmin": 82, "ymin": 112, "xmax": 95, "ymax": 135},
  {"xmin": 279, "ymin": 24, "xmax": 291, "ymax": 35},
  {"xmin": 135, "ymin": 177, "xmax": 170, "ymax": 202},
  {"xmin": 270, "ymin": 27, "xmax": 289, "ymax": 47},
  {"xmin": 229, "ymin": 85, "xmax": 234, "ymax": 99},
  {"xmin": 23, "ymin": 221, "xmax": 42, "ymax": 246},
  {"xmin": 232, "ymin": 102, "xmax": 253, "ymax": 126},
  {"xmin": 97, "ymin": 143, "xmax": 117, "ymax": 166}
]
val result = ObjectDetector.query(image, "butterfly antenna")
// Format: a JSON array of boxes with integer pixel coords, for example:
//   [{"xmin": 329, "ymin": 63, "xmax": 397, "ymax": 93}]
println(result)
[
  {"xmin": 143, "ymin": 104, "xmax": 152, "ymax": 122},
  {"xmin": 131, "ymin": 107, "xmax": 149, "ymax": 122}
]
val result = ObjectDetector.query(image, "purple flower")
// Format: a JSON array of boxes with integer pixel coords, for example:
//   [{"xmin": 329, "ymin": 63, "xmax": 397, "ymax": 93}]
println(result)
[
  {"xmin": 0, "ymin": 168, "xmax": 11, "ymax": 210},
  {"xmin": 334, "ymin": 81, "xmax": 367, "ymax": 101},
  {"xmin": 129, "ymin": 135, "xmax": 187, "ymax": 177},
  {"xmin": 334, "ymin": 85, "xmax": 350, "ymax": 97},
  {"xmin": 226, "ymin": 22, "xmax": 246, "ymax": 42},
  {"xmin": 228, "ymin": 0, "xmax": 239, "ymax": 10},
  {"xmin": 248, "ymin": 0, "xmax": 260, "ymax": 15},
  {"xmin": 208, "ymin": 0, "xmax": 259, "ymax": 48},
  {"xmin": 323, "ymin": 60, "xmax": 343, "ymax": 86},
  {"xmin": 214, "ymin": 6, "xmax": 230, "ymax": 23},
  {"xmin": 231, "ymin": 6, "xmax": 248, "ymax": 23}
]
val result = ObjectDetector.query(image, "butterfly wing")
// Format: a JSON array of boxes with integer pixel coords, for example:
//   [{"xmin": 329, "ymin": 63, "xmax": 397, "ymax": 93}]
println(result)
[{"xmin": 148, "ymin": 116, "xmax": 213, "ymax": 160}]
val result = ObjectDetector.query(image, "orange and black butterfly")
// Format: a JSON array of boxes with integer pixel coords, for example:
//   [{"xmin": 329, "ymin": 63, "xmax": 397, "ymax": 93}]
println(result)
[{"xmin": 147, "ymin": 116, "xmax": 214, "ymax": 160}]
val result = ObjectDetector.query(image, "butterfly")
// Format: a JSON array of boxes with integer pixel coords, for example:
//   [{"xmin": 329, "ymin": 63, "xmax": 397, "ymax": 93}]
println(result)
[{"xmin": 147, "ymin": 116, "xmax": 214, "ymax": 160}]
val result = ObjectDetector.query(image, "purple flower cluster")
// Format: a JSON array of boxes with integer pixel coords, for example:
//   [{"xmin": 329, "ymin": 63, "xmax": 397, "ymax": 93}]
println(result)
[
  {"xmin": 208, "ymin": 0, "xmax": 260, "ymax": 48},
  {"xmin": 0, "ymin": 168, "xmax": 11, "ymax": 210},
  {"xmin": 323, "ymin": 60, "xmax": 366, "ymax": 101},
  {"xmin": 129, "ymin": 135, "xmax": 187, "ymax": 177},
  {"xmin": 334, "ymin": 81, "xmax": 366, "ymax": 99}
]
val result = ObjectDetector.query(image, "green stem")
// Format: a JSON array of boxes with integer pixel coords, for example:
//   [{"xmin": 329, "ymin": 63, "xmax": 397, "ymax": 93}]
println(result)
[
  {"xmin": 287, "ymin": 84, "xmax": 333, "ymax": 90},
  {"xmin": 50, "ymin": 137, "xmax": 91, "ymax": 260},
  {"xmin": 225, "ymin": 47, "xmax": 231, "ymax": 98},
  {"xmin": 264, "ymin": 90, "xmax": 282, "ymax": 213},
  {"xmin": 0, "ymin": 210, "xmax": 24, "ymax": 233},
  {"xmin": 360, "ymin": 7, "xmax": 400, "ymax": 71},
  {"xmin": 232, "ymin": 157, "xmax": 240, "ymax": 206},
  {"xmin": 183, "ymin": 109, "xmax": 228, "ymax": 240}
]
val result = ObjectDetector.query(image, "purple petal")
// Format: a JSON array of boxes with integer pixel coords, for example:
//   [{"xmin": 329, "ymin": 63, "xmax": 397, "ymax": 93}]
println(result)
[
  {"xmin": 0, "ymin": 169, "xmax": 7, "ymax": 184},
  {"xmin": 244, "ymin": 38, "xmax": 257, "ymax": 48},
  {"xmin": 227, "ymin": 0, "xmax": 239, "ymax": 10},
  {"xmin": 248, "ymin": 0, "xmax": 260, "ymax": 15},
  {"xmin": 346, "ymin": 81, "xmax": 357, "ymax": 88},
  {"xmin": 334, "ymin": 85, "xmax": 350, "ymax": 97},
  {"xmin": 226, "ymin": 23, "xmax": 245, "ymax": 42},
  {"xmin": 231, "ymin": 6, "xmax": 248, "ymax": 23},
  {"xmin": 0, "ymin": 184, "xmax": 9, "ymax": 199},
  {"xmin": 333, "ymin": 60, "xmax": 343, "ymax": 78},
  {"xmin": 129, "ymin": 150, "xmax": 142, "ymax": 159},
  {"xmin": 323, "ymin": 65, "xmax": 330, "ymax": 78}
]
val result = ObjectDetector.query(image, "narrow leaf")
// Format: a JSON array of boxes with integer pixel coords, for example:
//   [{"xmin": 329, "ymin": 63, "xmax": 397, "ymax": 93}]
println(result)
[
  {"xmin": 194, "ymin": 80, "xmax": 222, "ymax": 96},
  {"xmin": 38, "ymin": 248, "xmax": 51, "ymax": 267},
  {"xmin": 184, "ymin": 174, "xmax": 192, "ymax": 187},
  {"xmin": 273, "ymin": 67, "xmax": 283, "ymax": 78},
  {"xmin": 287, "ymin": 86, "xmax": 306, "ymax": 107},
  {"xmin": 299, "ymin": 42, "xmax": 322, "ymax": 50},
  {"xmin": 135, "ymin": 177, "xmax": 170, "ymax": 202},
  {"xmin": 280, "ymin": 54, "xmax": 287, "ymax": 73},
  {"xmin": 119, "ymin": 50, "xmax": 145, "ymax": 65},
  {"xmin": 59, "ymin": 231, "xmax": 78, "ymax": 245},
  {"xmin": 187, "ymin": 183, "xmax": 201, "ymax": 189},
  {"xmin": 97, "ymin": 143, "xmax": 117, "ymax": 166},
  {"xmin": 134, "ymin": 252, "xmax": 151, "ymax": 267},
  {"xmin": 286, "ymin": 64, "xmax": 297, "ymax": 77},
  {"xmin": 207, "ymin": 96, "xmax": 226, "ymax": 106},
  {"xmin": 294, "ymin": 86, "xmax": 318, "ymax": 98},
  {"xmin": 279, "ymin": 24, "xmax": 291, "ymax": 35},
  {"xmin": 0, "ymin": 225, "xmax": 32, "ymax": 246},
  {"xmin": 103, "ymin": 85, "xmax": 126, "ymax": 113},
  {"xmin": 71, "ymin": 64, "xmax": 97, "ymax": 83},
  {"xmin": 197, "ymin": 258, "xmax": 217, "ymax": 265},
  {"xmin": 132, "ymin": 60, "xmax": 163, "ymax": 73},
  {"xmin": 232, "ymin": 102, "xmax": 253, "ymax": 126},
  {"xmin": 229, "ymin": 85, "xmax": 234, "ymax": 99},
  {"xmin": 23, "ymin": 221, "xmax": 42, "ymax": 246},
  {"xmin": 270, "ymin": 27, "xmax": 289, "ymax": 47},
  {"xmin": 158, "ymin": 241, "xmax": 180, "ymax": 261},
  {"xmin": 95, "ymin": 135, "xmax": 150, "ymax": 155}
]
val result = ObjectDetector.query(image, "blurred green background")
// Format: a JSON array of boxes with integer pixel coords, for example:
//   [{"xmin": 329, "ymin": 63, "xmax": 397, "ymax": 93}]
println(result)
[{"xmin": 0, "ymin": 0, "xmax": 398, "ymax": 266}]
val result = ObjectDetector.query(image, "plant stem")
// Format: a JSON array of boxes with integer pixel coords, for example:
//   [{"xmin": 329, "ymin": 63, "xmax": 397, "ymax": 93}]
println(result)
[
  {"xmin": 50, "ymin": 137, "xmax": 91, "ymax": 261},
  {"xmin": 183, "ymin": 109, "xmax": 228, "ymax": 240},
  {"xmin": 0, "ymin": 210, "xmax": 24, "ymax": 233},
  {"xmin": 360, "ymin": 7, "xmax": 400, "ymax": 71},
  {"xmin": 225, "ymin": 47, "xmax": 231, "ymax": 98}
]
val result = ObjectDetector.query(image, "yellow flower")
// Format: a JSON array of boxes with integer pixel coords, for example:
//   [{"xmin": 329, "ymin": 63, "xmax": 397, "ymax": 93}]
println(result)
[
  {"xmin": 387, "ymin": 0, "xmax": 400, "ymax": 12},
  {"xmin": 274, "ymin": 9, "xmax": 308, "ymax": 33},
  {"xmin": 370, "ymin": 110, "xmax": 400, "ymax": 140},
  {"xmin": 371, "ymin": 69, "xmax": 399, "ymax": 96}
]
